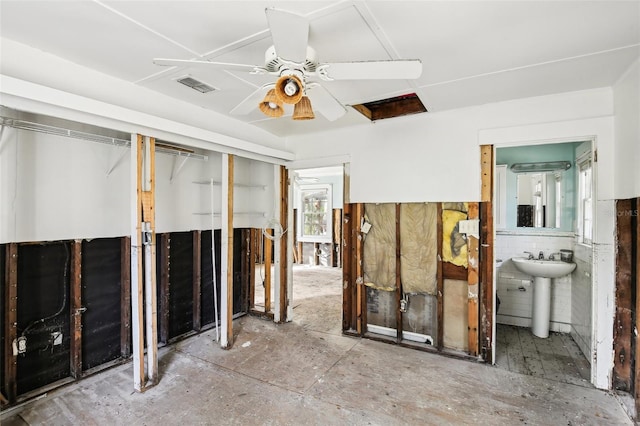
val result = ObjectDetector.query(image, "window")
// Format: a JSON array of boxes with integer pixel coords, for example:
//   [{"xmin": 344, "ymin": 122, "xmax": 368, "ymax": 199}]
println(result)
[
  {"xmin": 577, "ymin": 156, "xmax": 593, "ymax": 245},
  {"xmin": 298, "ymin": 184, "xmax": 332, "ymax": 243}
]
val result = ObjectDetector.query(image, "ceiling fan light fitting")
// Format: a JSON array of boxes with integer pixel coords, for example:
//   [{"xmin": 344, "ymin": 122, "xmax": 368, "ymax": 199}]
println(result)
[
  {"xmin": 292, "ymin": 96, "xmax": 315, "ymax": 120},
  {"xmin": 259, "ymin": 89, "xmax": 284, "ymax": 117},
  {"xmin": 275, "ymin": 75, "xmax": 304, "ymax": 104}
]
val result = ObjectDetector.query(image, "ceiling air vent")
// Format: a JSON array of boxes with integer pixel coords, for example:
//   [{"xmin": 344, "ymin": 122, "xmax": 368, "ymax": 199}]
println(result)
[
  {"xmin": 176, "ymin": 76, "xmax": 217, "ymax": 94},
  {"xmin": 352, "ymin": 93, "xmax": 427, "ymax": 121}
]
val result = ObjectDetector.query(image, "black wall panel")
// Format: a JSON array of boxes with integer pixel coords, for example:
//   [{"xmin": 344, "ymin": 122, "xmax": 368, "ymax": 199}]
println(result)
[
  {"xmin": 200, "ymin": 230, "xmax": 221, "ymax": 327},
  {"xmin": 1, "ymin": 244, "xmax": 6, "ymax": 397},
  {"xmin": 233, "ymin": 229, "xmax": 244, "ymax": 315},
  {"xmin": 16, "ymin": 242, "xmax": 71, "ymax": 395},
  {"xmin": 81, "ymin": 238, "xmax": 122, "ymax": 371},
  {"xmin": 168, "ymin": 232, "xmax": 194, "ymax": 339}
]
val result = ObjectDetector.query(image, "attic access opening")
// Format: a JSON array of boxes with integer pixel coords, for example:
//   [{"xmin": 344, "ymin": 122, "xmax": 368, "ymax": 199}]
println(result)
[{"xmin": 352, "ymin": 93, "xmax": 427, "ymax": 121}]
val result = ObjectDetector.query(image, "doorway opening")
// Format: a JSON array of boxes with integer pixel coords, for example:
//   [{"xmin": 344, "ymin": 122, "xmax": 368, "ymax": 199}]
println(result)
[{"xmin": 493, "ymin": 141, "xmax": 594, "ymax": 387}]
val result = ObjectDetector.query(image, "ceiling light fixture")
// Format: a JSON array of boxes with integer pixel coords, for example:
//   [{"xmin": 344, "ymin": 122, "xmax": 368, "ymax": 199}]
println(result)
[
  {"xmin": 259, "ymin": 89, "xmax": 284, "ymax": 117},
  {"xmin": 292, "ymin": 96, "xmax": 315, "ymax": 120},
  {"xmin": 274, "ymin": 74, "xmax": 304, "ymax": 104}
]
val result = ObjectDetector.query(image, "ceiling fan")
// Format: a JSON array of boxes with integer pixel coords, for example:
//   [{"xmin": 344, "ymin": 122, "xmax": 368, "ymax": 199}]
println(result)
[{"xmin": 153, "ymin": 8, "xmax": 422, "ymax": 121}]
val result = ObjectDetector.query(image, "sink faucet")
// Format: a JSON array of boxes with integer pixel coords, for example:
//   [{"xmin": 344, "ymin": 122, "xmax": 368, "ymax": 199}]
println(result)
[
  {"xmin": 549, "ymin": 252, "xmax": 561, "ymax": 260},
  {"xmin": 523, "ymin": 251, "xmax": 534, "ymax": 260},
  {"xmin": 538, "ymin": 251, "xmax": 544, "ymax": 259}
]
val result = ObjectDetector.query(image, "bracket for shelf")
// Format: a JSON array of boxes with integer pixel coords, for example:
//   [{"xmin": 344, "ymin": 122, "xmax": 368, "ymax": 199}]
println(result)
[
  {"xmin": 170, "ymin": 155, "xmax": 190, "ymax": 183},
  {"xmin": 106, "ymin": 145, "xmax": 129, "ymax": 177}
]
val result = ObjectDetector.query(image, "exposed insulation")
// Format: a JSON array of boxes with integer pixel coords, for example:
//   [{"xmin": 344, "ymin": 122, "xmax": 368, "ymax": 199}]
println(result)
[
  {"xmin": 442, "ymin": 209, "xmax": 468, "ymax": 268},
  {"xmin": 443, "ymin": 279, "xmax": 469, "ymax": 351},
  {"xmin": 363, "ymin": 203, "xmax": 396, "ymax": 291},
  {"xmin": 400, "ymin": 203, "xmax": 437, "ymax": 294}
]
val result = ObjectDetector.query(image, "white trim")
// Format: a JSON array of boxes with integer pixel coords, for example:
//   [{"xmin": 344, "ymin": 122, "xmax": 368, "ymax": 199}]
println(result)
[
  {"xmin": 286, "ymin": 155, "xmax": 350, "ymax": 170},
  {"xmin": 0, "ymin": 75, "xmax": 294, "ymax": 163}
]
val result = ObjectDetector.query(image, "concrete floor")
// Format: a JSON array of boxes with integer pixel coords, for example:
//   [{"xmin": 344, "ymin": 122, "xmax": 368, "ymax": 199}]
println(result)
[{"xmin": 1, "ymin": 265, "xmax": 632, "ymax": 425}]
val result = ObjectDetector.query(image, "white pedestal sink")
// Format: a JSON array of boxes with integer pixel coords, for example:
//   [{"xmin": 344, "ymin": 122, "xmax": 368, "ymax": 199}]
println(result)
[{"xmin": 511, "ymin": 257, "xmax": 576, "ymax": 338}]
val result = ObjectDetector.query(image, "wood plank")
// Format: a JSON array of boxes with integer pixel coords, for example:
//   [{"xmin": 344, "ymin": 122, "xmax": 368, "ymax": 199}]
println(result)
[
  {"xmin": 436, "ymin": 203, "xmax": 444, "ymax": 350},
  {"xmin": 634, "ymin": 198, "xmax": 640, "ymax": 414},
  {"xmin": 264, "ymin": 229, "xmax": 272, "ymax": 313},
  {"xmin": 70, "ymin": 240, "xmax": 83, "ymax": 379},
  {"xmin": 395, "ymin": 203, "xmax": 402, "ymax": 343},
  {"xmin": 193, "ymin": 230, "xmax": 202, "ymax": 332},
  {"xmin": 480, "ymin": 145, "xmax": 493, "ymax": 202},
  {"xmin": 614, "ymin": 199, "xmax": 633, "ymax": 391},
  {"xmin": 480, "ymin": 201, "xmax": 494, "ymax": 363},
  {"xmin": 159, "ymin": 233, "xmax": 170, "ymax": 344},
  {"xmin": 144, "ymin": 136, "xmax": 158, "ymax": 385},
  {"xmin": 120, "ymin": 236, "xmax": 131, "ymax": 358},
  {"xmin": 342, "ymin": 203, "xmax": 353, "ymax": 331},
  {"xmin": 467, "ymin": 202, "xmax": 479, "ymax": 356},
  {"xmin": 224, "ymin": 154, "xmax": 235, "ymax": 347},
  {"xmin": 4, "ymin": 243, "xmax": 18, "ymax": 403},
  {"xmin": 442, "ymin": 262, "xmax": 467, "ymax": 280},
  {"xmin": 355, "ymin": 203, "xmax": 365, "ymax": 334},
  {"xmin": 278, "ymin": 166, "xmax": 288, "ymax": 323}
]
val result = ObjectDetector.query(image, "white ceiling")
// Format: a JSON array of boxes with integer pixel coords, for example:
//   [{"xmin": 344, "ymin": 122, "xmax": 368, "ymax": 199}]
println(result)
[{"xmin": 1, "ymin": 1, "xmax": 638, "ymax": 138}]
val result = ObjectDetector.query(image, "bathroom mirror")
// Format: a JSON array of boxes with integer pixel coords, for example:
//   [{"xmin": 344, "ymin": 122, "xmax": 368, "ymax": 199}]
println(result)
[{"xmin": 516, "ymin": 172, "xmax": 561, "ymax": 228}]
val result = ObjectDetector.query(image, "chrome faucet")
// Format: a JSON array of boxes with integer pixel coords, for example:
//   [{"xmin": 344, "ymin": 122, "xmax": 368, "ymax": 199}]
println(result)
[
  {"xmin": 523, "ymin": 251, "xmax": 534, "ymax": 260},
  {"xmin": 549, "ymin": 252, "xmax": 561, "ymax": 260},
  {"xmin": 538, "ymin": 251, "xmax": 544, "ymax": 259}
]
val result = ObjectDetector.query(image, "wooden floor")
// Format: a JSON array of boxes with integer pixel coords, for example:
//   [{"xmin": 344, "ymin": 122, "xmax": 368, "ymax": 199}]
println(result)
[{"xmin": 495, "ymin": 324, "xmax": 592, "ymax": 387}]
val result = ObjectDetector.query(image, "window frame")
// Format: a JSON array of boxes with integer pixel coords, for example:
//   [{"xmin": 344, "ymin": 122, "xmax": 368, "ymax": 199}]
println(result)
[{"xmin": 577, "ymin": 154, "xmax": 593, "ymax": 246}]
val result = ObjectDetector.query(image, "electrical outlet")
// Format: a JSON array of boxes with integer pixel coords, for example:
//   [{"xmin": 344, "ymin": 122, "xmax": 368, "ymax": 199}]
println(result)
[
  {"xmin": 13, "ymin": 336, "xmax": 27, "ymax": 355},
  {"xmin": 458, "ymin": 219, "xmax": 479, "ymax": 237},
  {"xmin": 52, "ymin": 331, "xmax": 63, "ymax": 346}
]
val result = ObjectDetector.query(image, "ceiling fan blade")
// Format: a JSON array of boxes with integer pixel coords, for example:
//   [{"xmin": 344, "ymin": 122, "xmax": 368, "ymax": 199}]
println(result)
[
  {"xmin": 306, "ymin": 84, "xmax": 346, "ymax": 122},
  {"xmin": 317, "ymin": 60, "xmax": 422, "ymax": 81},
  {"xmin": 265, "ymin": 8, "xmax": 309, "ymax": 63},
  {"xmin": 154, "ymin": 58, "xmax": 266, "ymax": 73},
  {"xmin": 230, "ymin": 84, "xmax": 274, "ymax": 115}
]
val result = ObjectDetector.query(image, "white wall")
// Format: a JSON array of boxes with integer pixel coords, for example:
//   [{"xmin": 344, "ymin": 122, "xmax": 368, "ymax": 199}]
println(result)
[
  {"xmin": 288, "ymin": 88, "xmax": 613, "ymax": 203},
  {"xmin": 0, "ymin": 127, "xmax": 275, "ymax": 243},
  {"xmin": 613, "ymin": 58, "xmax": 640, "ymax": 199}
]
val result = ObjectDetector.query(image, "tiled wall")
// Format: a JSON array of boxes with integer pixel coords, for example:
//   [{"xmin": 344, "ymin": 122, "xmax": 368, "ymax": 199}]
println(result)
[
  {"xmin": 571, "ymin": 243, "xmax": 593, "ymax": 359},
  {"xmin": 495, "ymin": 232, "xmax": 575, "ymax": 332}
]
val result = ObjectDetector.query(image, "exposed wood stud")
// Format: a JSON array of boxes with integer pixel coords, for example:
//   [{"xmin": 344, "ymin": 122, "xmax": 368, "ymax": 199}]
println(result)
[
  {"xmin": 342, "ymin": 204, "xmax": 353, "ymax": 331},
  {"xmin": 467, "ymin": 202, "xmax": 480, "ymax": 357},
  {"xmin": 70, "ymin": 240, "xmax": 83, "ymax": 378},
  {"xmin": 249, "ymin": 229, "xmax": 256, "ymax": 310},
  {"xmin": 4, "ymin": 243, "xmax": 18, "ymax": 403},
  {"xmin": 633, "ymin": 198, "xmax": 640, "ymax": 414},
  {"xmin": 193, "ymin": 230, "xmax": 202, "ymax": 332},
  {"xmin": 480, "ymin": 145, "xmax": 493, "ymax": 202},
  {"xmin": 615, "ymin": 199, "xmax": 634, "ymax": 391},
  {"xmin": 131, "ymin": 133, "xmax": 145, "ymax": 392},
  {"xmin": 436, "ymin": 203, "xmax": 444, "ymax": 350},
  {"xmin": 355, "ymin": 203, "xmax": 365, "ymax": 334},
  {"xmin": 159, "ymin": 233, "xmax": 170, "ymax": 344},
  {"xmin": 120, "ymin": 236, "xmax": 131, "ymax": 358},
  {"xmin": 395, "ymin": 203, "xmax": 402, "ymax": 343},
  {"xmin": 221, "ymin": 154, "xmax": 234, "ymax": 348},
  {"xmin": 479, "ymin": 144, "xmax": 494, "ymax": 363},
  {"xmin": 143, "ymin": 136, "xmax": 158, "ymax": 386},
  {"xmin": 279, "ymin": 166, "xmax": 289, "ymax": 323}
]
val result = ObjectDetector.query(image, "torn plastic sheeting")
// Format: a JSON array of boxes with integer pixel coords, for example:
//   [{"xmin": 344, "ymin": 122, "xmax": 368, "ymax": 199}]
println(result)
[
  {"xmin": 400, "ymin": 203, "xmax": 437, "ymax": 295},
  {"xmin": 363, "ymin": 203, "xmax": 396, "ymax": 292}
]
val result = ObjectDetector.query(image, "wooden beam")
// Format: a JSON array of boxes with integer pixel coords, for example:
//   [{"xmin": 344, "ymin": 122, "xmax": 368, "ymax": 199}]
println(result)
[
  {"xmin": 4, "ymin": 243, "xmax": 18, "ymax": 403},
  {"xmin": 159, "ymin": 233, "xmax": 170, "ymax": 344},
  {"xmin": 144, "ymin": 136, "xmax": 158, "ymax": 386},
  {"xmin": 436, "ymin": 203, "xmax": 444, "ymax": 350},
  {"xmin": 221, "ymin": 154, "xmax": 234, "ymax": 348},
  {"xmin": 615, "ymin": 199, "xmax": 634, "ymax": 391},
  {"xmin": 342, "ymin": 204, "xmax": 353, "ymax": 331},
  {"xmin": 395, "ymin": 203, "xmax": 402, "ymax": 343},
  {"xmin": 279, "ymin": 166, "xmax": 288, "ymax": 323},
  {"xmin": 467, "ymin": 202, "xmax": 480, "ymax": 357},
  {"xmin": 480, "ymin": 145, "xmax": 493, "ymax": 202},
  {"xmin": 442, "ymin": 262, "xmax": 467, "ymax": 280},
  {"xmin": 70, "ymin": 240, "xmax": 83, "ymax": 378},
  {"xmin": 480, "ymin": 201, "xmax": 494, "ymax": 363},
  {"xmin": 193, "ymin": 230, "xmax": 202, "ymax": 332},
  {"xmin": 633, "ymin": 198, "xmax": 640, "ymax": 415},
  {"xmin": 355, "ymin": 203, "xmax": 365, "ymax": 334},
  {"xmin": 120, "ymin": 236, "xmax": 131, "ymax": 358}
]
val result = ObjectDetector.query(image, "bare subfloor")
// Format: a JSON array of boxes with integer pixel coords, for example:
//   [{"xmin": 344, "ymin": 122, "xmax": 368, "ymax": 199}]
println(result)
[{"xmin": 2, "ymin": 266, "xmax": 631, "ymax": 425}]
